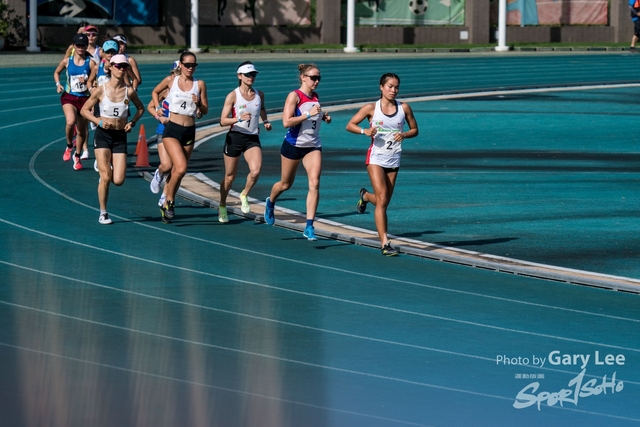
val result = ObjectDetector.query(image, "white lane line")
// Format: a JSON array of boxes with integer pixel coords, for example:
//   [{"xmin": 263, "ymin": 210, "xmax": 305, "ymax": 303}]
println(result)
[
  {"xmin": 3, "ymin": 258, "xmax": 638, "ymax": 388},
  {"xmin": 1, "ymin": 217, "xmax": 639, "ymax": 354},
  {"xmin": 0, "ymin": 341, "xmax": 435, "ymax": 427}
]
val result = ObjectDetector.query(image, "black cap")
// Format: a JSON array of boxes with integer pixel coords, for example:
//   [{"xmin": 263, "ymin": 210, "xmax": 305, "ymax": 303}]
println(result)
[{"xmin": 73, "ymin": 33, "xmax": 89, "ymax": 46}]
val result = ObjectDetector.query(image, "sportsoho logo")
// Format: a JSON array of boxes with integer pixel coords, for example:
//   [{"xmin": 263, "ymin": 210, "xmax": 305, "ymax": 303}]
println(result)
[{"xmin": 496, "ymin": 350, "xmax": 626, "ymax": 410}]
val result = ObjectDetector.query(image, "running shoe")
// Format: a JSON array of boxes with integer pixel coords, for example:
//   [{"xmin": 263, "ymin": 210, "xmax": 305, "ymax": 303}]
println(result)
[
  {"xmin": 150, "ymin": 169, "xmax": 163, "ymax": 194},
  {"xmin": 63, "ymin": 146, "xmax": 73, "ymax": 162},
  {"xmin": 381, "ymin": 243, "xmax": 399, "ymax": 257},
  {"xmin": 264, "ymin": 197, "xmax": 275, "ymax": 225},
  {"xmin": 160, "ymin": 200, "xmax": 175, "ymax": 224},
  {"xmin": 218, "ymin": 206, "xmax": 229, "ymax": 223},
  {"xmin": 81, "ymin": 150, "xmax": 89, "ymax": 160},
  {"xmin": 239, "ymin": 192, "xmax": 251, "ymax": 214},
  {"xmin": 165, "ymin": 200, "xmax": 175, "ymax": 219},
  {"xmin": 73, "ymin": 155, "xmax": 82, "ymax": 171},
  {"xmin": 303, "ymin": 225, "xmax": 317, "ymax": 241},
  {"xmin": 98, "ymin": 212, "xmax": 113, "ymax": 225},
  {"xmin": 356, "ymin": 188, "xmax": 368, "ymax": 214},
  {"xmin": 158, "ymin": 193, "xmax": 166, "ymax": 207}
]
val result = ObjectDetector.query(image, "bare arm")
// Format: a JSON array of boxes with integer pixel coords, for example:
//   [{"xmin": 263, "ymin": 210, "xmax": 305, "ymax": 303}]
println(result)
[
  {"xmin": 80, "ymin": 86, "xmax": 103, "ymax": 127},
  {"xmin": 86, "ymin": 60, "xmax": 97, "ymax": 91},
  {"xmin": 128, "ymin": 56, "xmax": 142, "ymax": 89},
  {"xmin": 258, "ymin": 90, "xmax": 272, "ymax": 131},
  {"xmin": 196, "ymin": 80, "xmax": 208, "ymax": 116},
  {"xmin": 151, "ymin": 76, "xmax": 173, "ymax": 111},
  {"xmin": 146, "ymin": 99, "xmax": 157, "ymax": 118},
  {"xmin": 125, "ymin": 87, "xmax": 145, "ymax": 132},
  {"xmin": 53, "ymin": 58, "xmax": 68, "ymax": 93},
  {"xmin": 398, "ymin": 102, "xmax": 419, "ymax": 140},
  {"xmin": 282, "ymin": 91, "xmax": 304, "ymax": 128},
  {"xmin": 219, "ymin": 90, "xmax": 240, "ymax": 126},
  {"xmin": 346, "ymin": 103, "xmax": 376, "ymax": 137}
]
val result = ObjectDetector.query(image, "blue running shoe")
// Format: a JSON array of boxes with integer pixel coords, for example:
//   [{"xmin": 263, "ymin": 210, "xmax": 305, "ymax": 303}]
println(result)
[
  {"xmin": 303, "ymin": 225, "xmax": 317, "ymax": 241},
  {"xmin": 264, "ymin": 197, "xmax": 275, "ymax": 225}
]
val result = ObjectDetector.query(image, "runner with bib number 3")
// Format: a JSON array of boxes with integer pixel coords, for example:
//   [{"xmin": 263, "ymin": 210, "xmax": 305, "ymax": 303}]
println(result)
[{"xmin": 263, "ymin": 63, "xmax": 331, "ymax": 241}]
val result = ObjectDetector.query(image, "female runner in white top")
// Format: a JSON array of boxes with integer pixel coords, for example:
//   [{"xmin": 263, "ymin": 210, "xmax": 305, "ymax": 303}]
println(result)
[
  {"xmin": 218, "ymin": 61, "xmax": 272, "ymax": 222},
  {"xmin": 151, "ymin": 51, "xmax": 208, "ymax": 224},
  {"xmin": 346, "ymin": 73, "xmax": 418, "ymax": 256},
  {"xmin": 81, "ymin": 54, "xmax": 145, "ymax": 225}
]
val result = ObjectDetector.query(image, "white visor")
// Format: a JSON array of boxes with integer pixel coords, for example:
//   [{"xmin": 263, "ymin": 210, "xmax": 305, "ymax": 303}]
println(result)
[{"xmin": 237, "ymin": 64, "xmax": 259, "ymax": 74}]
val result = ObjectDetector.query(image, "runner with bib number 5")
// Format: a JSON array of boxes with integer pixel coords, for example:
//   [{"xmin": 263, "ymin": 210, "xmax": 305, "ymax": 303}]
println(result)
[{"xmin": 81, "ymin": 54, "xmax": 145, "ymax": 225}]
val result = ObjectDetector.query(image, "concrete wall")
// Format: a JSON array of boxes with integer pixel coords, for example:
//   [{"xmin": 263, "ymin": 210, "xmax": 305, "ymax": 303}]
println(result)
[
  {"xmin": 4, "ymin": 0, "xmax": 635, "ymax": 48},
  {"xmin": 353, "ymin": 26, "xmax": 470, "ymax": 46},
  {"xmin": 203, "ymin": 27, "xmax": 321, "ymax": 46},
  {"xmin": 611, "ymin": 0, "xmax": 634, "ymax": 44},
  {"xmin": 495, "ymin": 26, "xmax": 615, "ymax": 44}
]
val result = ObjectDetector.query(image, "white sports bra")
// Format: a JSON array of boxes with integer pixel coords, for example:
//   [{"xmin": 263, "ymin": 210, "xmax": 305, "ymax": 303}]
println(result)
[
  {"xmin": 167, "ymin": 76, "xmax": 199, "ymax": 117},
  {"xmin": 100, "ymin": 85, "xmax": 129, "ymax": 119}
]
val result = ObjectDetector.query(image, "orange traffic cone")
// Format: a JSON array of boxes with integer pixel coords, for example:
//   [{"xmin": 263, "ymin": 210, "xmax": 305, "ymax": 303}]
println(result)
[
  {"xmin": 135, "ymin": 124, "xmax": 150, "ymax": 167},
  {"xmin": 134, "ymin": 123, "xmax": 146, "ymax": 155}
]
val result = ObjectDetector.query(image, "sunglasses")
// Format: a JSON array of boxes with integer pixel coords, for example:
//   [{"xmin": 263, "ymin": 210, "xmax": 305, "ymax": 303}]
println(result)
[
  {"xmin": 242, "ymin": 72, "xmax": 257, "ymax": 78},
  {"xmin": 112, "ymin": 63, "xmax": 130, "ymax": 70},
  {"xmin": 105, "ymin": 49, "xmax": 117, "ymax": 55},
  {"xmin": 305, "ymin": 75, "xmax": 321, "ymax": 82},
  {"xmin": 182, "ymin": 62, "xmax": 198, "ymax": 69},
  {"xmin": 86, "ymin": 32, "xmax": 98, "ymax": 37}
]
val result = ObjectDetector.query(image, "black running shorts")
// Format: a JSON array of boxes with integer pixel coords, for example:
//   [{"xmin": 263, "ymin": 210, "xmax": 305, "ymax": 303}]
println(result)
[
  {"xmin": 224, "ymin": 131, "xmax": 261, "ymax": 158},
  {"xmin": 93, "ymin": 127, "xmax": 128, "ymax": 154},
  {"xmin": 163, "ymin": 121, "xmax": 196, "ymax": 147}
]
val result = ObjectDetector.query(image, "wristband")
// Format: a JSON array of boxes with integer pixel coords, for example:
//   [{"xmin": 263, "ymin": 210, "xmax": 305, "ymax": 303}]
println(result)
[
  {"xmin": 55, "ymin": 82, "xmax": 61, "ymax": 87},
  {"xmin": 360, "ymin": 128, "xmax": 364, "ymax": 135},
  {"xmin": 305, "ymin": 111, "xmax": 311, "ymax": 119},
  {"xmin": 98, "ymin": 120, "xmax": 103, "ymax": 128},
  {"xmin": 263, "ymin": 120, "xmax": 270, "ymax": 124},
  {"xmin": 129, "ymin": 121, "xmax": 136, "ymax": 127},
  {"xmin": 237, "ymin": 117, "xmax": 243, "ymax": 123}
]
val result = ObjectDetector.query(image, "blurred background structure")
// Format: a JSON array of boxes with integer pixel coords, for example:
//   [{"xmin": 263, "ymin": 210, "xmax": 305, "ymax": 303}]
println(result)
[{"xmin": 1, "ymin": 0, "xmax": 636, "ymax": 49}]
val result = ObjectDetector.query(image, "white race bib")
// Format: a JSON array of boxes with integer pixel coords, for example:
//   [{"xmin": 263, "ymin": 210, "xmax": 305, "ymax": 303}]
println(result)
[{"xmin": 70, "ymin": 74, "xmax": 88, "ymax": 93}]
